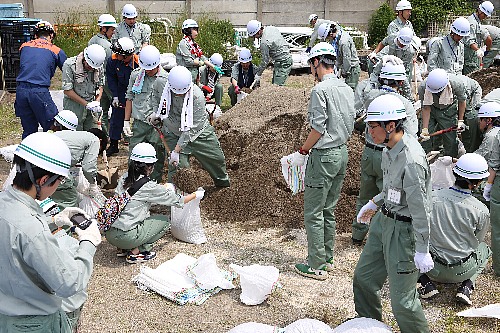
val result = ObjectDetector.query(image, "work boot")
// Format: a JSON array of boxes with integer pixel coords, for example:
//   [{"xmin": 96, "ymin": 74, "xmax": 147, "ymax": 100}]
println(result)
[
  {"xmin": 418, "ymin": 274, "xmax": 439, "ymax": 299},
  {"xmin": 106, "ymin": 140, "xmax": 119, "ymax": 156},
  {"xmin": 456, "ymin": 280, "xmax": 474, "ymax": 305}
]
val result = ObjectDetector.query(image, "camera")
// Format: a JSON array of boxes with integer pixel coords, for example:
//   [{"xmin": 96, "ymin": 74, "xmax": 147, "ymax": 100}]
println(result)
[{"xmin": 70, "ymin": 213, "xmax": 92, "ymax": 230}]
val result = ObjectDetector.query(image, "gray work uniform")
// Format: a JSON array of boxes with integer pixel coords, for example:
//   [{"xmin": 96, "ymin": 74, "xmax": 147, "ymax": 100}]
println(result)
[
  {"xmin": 427, "ymin": 35, "xmax": 465, "ymax": 75},
  {"xmin": 126, "ymin": 67, "xmax": 168, "ymax": 182},
  {"xmin": 418, "ymin": 74, "xmax": 467, "ymax": 157},
  {"xmin": 482, "ymin": 25, "xmax": 500, "ymax": 68},
  {"xmin": 308, "ymin": 19, "xmax": 329, "ymax": 48},
  {"xmin": 463, "ymin": 13, "xmax": 489, "ymax": 75},
  {"xmin": 0, "ymin": 185, "xmax": 96, "ymax": 332},
  {"xmin": 176, "ymin": 36, "xmax": 208, "ymax": 83},
  {"xmin": 475, "ymin": 127, "xmax": 500, "ymax": 161},
  {"xmin": 486, "ymin": 128, "xmax": 500, "ymax": 276},
  {"xmin": 334, "ymin": 28, "xmax": 361, "ymax": 90},
  {"xmin": 387, "ymin": 17, "xmax": 414, "ymax": 36},
  {"xmin": 51, "ymin": 131, "xmax": 100, "ymax": 210},
  {"xmin": 255, "ymin": 26, "xmax": 293, "ymax": 86},
  {"xmin": 228, "ymin": 62, "xmax": 257, "ymax": 106},
  {"xmin": 112, "ymin": 21, "xmax": 151, "ymax": 54},
  {"xmin": 457, "ymin": 75, "xmax": 482, "ymax": 153},
  {"xmin": 351, "ymin": 83, "xmax": 418, "ymax": 242},
  {"xmin": 426, "ymin": 187, "xmax": 491, "ymax": 286},
  {"xmin": 62, "ymin": 55, "xmax": 104, "ymax": 131},
  {"xmin": 353, "ymin": 133, "xmax": 432, "ymax": 333},
  {"xmin": 199, "ymin": 66, "xmax": 223, "ymax": 106},
  {"xmin": 105, "ymin": 174, "xmax": 182, "ymax": 252},
  {"xmin": 304, "ymin": 73, "xmax": 354, "ymax": 269}
]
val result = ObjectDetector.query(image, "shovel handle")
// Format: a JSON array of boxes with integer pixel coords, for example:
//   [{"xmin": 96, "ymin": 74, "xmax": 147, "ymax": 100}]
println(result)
[{"xmin": 153, "ymin": 125, "xmax": 171, "ymax": 155}]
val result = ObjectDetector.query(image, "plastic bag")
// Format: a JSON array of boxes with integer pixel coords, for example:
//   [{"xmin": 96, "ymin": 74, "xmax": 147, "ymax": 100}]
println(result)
[
  {"xmin": 280, "ymin": 153, "xmax": 308, "ymax": 194},
  {"xmin": 0, "ymin": 144, "xmax": 18, "ymax": 164},
  {"xmin": 171, "ymin": 196, "xmax": 207, "ymax": 244},
  {"xmin": 332, "ymin": 318, "xmax": 392, "ymax": 332},
  {"xmin": 2, "ymin": 165, "xmax": 16, "ymax": 191},
  {"xmin": 285, "ymin": 319, "xmax": 334, "ymax": 333},
  {"xmin": 237, "ymin": 91, "xmax": 248, "ymax": 103},
  {"xmin": 186, "ymin": 253, "xmax": 235, "ymax": 290},
  {"xmin": 430, "ymin": 157, "xmax": 455, "ymax": 190},
  {"xmin": 228, "ymin": 322, "xmax": 283, "ymax": 333},
  {"xmin": 229, "ymin": 264, "xmax": 280, "ymax": 305}
]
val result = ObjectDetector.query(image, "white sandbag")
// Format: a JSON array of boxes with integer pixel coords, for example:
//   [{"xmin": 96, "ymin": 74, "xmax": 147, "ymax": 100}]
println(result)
[
  {"xmin": 236, "ymin": 91, "xmax": 248, "ymax": 103},
  {"xmin": 280, "ymin": 153, "xmax": 308, "ymax": 194},
  {"xmin": 0, "ymin": 144, "xmax": 18, "ymax": 163},
  {"xmin": 49, "ymin": 90, "xmax": 64, "ymax": 112},
  {"xmin": 206, "ymin": 104, "xmax": 222, "ymax": 121},
  {"xmin": 228, "ymin": 322, "xmax": 282, "ymax": 333},
  {"xmin": 430, "ymin": 156, "xmax": 455, "ymax": 190},
  {"xmin": 229, "ymin": 264, "xmax": 279, "ymax": 305},
  {"xmin": 332, "ymin": 317, "xmax": 392, "ymax": 332},
  {"xmin": 186, "ymin": 253, "xmax": 235, "ymax": 290},
  {"xmin": 285, "ymin": 318, "xmax": 333, "ymax": 333},
  {"xmin": 457, "ymin": 303, "xmax": 500, "ymax": 319},
  {"xmin": 160, "ymin": 53, "xmax": 177, "ymax": 70},
  {"xmin": 2, "ymin": 165, "xmax": 16, "ymax": 191},
  {"xmin": 171, "ymin": 196, "xmax": 207, "ymax": 244}
]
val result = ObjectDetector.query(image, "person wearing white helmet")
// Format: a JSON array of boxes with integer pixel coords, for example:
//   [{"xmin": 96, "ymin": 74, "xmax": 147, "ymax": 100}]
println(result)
[
  {"xmin": 462, "ymin": 1, "xmax": 494, "ymax": 75},
  {"xmin": 474, "ymin": 102, "xmax": 500, "ymax": 166},
  {"xmin": 124, "ymin": 45, "xmax": 168, "ymax": 182},
  {"xmin": 106, "ymin": 37, "xmax": 140, "ymax": 156},
  {"xmin": 351, "ymin": 61, "xmax": 418, "ymax": 245},
  {"xmin": 62, "ymin": 44, "xmax": 106, "ymax": 131},
  {"xmin": 318, "ymin": 21, "xmax": 361, "ymax": 90},
  {"xmin": 306, "ymin": 14, "xmax": 329, "ymax": 52},
  {"xmin": 427, "ymin": 17, "xmax": 468, "ymax": 76},
  {"xmin": 0, "ymin": 132, "xmax": 101, "ymax": 333},
  {"xmin": 418, "ymin": 68, "xmax": 467, "ymax": 157},
  {"xmin": 417, "ymin": 153, "xmax": 491, "ymax": 306},
  {"xmin": 482, "ymin": 24, "xmax": 500, "ymax": 68},
  {"xmin": 112, "ymin": 3, "xmax": 151, "ymax": 54},
  {"xmin": 228, "ymin": 47, "xmax": 258, "ymax": 106},
  {"xmin": 88, "ymin": 13, "xmax": 118, "ymax": 137},
  {"xmin": 246, "ymin": 19, "xmax": 293, "ymax": 86},
  {"xmin": 354, "ymin": 94, "xmax": 432, "ymax": 333},
  {"xmin": 456, "ymin": 75, "xmax": 482, "ymax": 153},
  {"xmin": 289, "ymin": 43, "xmax": 354, "ymax": 280},
  {"xmin": 15, "ymin": 20, "xmax": 67, "ymax": 139},
  {"xmin": 149, "ymin": 65, "xmax": 230, "ymax": 187},
  {"xmin": 105, "ymin": 142, "xmax": 203, "ymax": 263},
  {"xmin": 199, "ymin": 53, "xmax": 224, "ymax": 106}
]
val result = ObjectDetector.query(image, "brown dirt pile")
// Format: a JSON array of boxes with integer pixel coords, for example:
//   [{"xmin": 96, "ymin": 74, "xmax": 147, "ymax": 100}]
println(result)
[
  {"xmin": 173, "ymin": 85, "xmax": 364, "ymax": 233},
  {"xmin": 469, "ymin": 66, "xmax": 500, "ymax": 96}
]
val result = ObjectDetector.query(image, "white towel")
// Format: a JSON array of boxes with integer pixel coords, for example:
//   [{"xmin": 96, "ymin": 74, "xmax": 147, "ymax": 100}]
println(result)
[
  {"xmin": 423, "ymin": 83, "xmax": 454, "ymax": 106},
  {"xmin": 156, "ymin": 82, "xmax": 194, "ymax": 132}
]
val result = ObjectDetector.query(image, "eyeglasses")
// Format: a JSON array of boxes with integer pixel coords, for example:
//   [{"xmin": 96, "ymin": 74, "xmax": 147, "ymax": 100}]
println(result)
[{"xmin": 367, "ymin": 123, "xmax": 381, "ymax": 130}]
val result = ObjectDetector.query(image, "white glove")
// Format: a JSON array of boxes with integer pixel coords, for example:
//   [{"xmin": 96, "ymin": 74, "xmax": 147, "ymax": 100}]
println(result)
[
  {"xmin": 53, "ymin": 207, "xmax": 90, "ymax": 228},
  {"xmin": 123, "ymin": 120, "xmax": 133, "ymax": 137},
  {"xmin": 483, "ymin": 183, "xmax": 493, "ymax": 201},
  {"xmin": 86, "ymin": 183, "xmax": 101, "ymax": 197},
  {"xmin": 476, "ymin": 48, "xmax": 484, "ymax": 58},
  {"xmin": 437, "ymin": 156, "xmax": 453, "ymax": 166},
  {"xmin": 165, "ymin": 182, "xmax": 176, "ymax": 192},
  {"xmin": 382, "ymin": 54, "xmax": 404, "ymax": 66},
  {"xmin": 147, "ymin": 113, "xmax": 162, "ymax": 127},
  {"xmin": 419, "ymin": 128, "xmax": 430, "ymax": 142},
  {"xmin": 112, "ymin": 97, "xmax": 120, "ymax": 108},
  {"xmin": 86, "ymin": 101, "xmax": 100, "ymax": 111},
  {"xmin": 414, "ymin": 252, "xmax": 434, "ymax": 273},
  {"xmin": 289, "ymin": 151, "xmax": 307, "ymax": 167},
  {"xmin": 356, "ymin": 200, "xmax": 378, "ymax": 224},
  {"xmin": 74, "ymin": 219, "xmax": 102, "ymax": 246},
  {"xmin": 253, "ymin": 74, "xmax": 261, "ymax": 85},
  {"xmin": 169, "ymin": 151, "xmax": 180, "ymax": 165},
  {"xmin": 368, "ymin": 51, "xmax": 377, "ymax": 61},
  {"xmin": 457, "ymin": 120, "xmax": 466, "ymax": 133},
  {"xmin": 90, "ymin": 105, "xmax": 103, "ymax": 117},
  {"xmin": 195, "ymin": 187, "xmax": 205, "ymax": 199}
]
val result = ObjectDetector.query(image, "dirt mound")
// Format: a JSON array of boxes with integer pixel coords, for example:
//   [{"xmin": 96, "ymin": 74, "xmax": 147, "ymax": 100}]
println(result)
[
  {"xmin": 469, "ymin": 66, "xmax": 500, "ymax": 96},
  {"xmin": 174, "ymin": 85, "xmax": 364, "ymax": 233}
]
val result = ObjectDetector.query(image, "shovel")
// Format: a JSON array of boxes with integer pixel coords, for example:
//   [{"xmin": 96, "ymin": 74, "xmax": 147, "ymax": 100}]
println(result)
[
  {"xmin": 418, "ymin": 126, "xmax": 458, "ymax": 142},
  {"xmin": 97, "ymin": 150, "xmax": 119, "ymax": 189}
]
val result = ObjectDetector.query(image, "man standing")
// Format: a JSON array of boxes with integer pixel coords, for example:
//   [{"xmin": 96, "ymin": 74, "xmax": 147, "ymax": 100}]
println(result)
[
  {"xmin": 306, "ymin": 14, "xmax": 329, "ymax": 53},
  {"xmin": 228, "ymin": 48, "xmax": 257, "ymax": 106},
  {"xmin": 15, "ymin": 21, "xmax": 67, "ymax": 139},
  {"xmin": 290, "ymin": 43, "xmax": 354, "ymax": 280},
  {"xmin": 354, "ymin": 94, "xmax": 432, "ymax": 333},
  {"xmin": 112, "ymin": 4, "xmax": 151, "ymax": 54},
  {"xmin": 246, "ymin": 20, "xmax": 293, "ymax": 86}
]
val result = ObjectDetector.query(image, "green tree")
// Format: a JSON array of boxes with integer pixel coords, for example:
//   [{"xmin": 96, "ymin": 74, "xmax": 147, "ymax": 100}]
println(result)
[
  {"xmin": 410, "ymin": 0, "xmax": 473, "ymax": 35},
  {"xmin": 367, "ymin": 2, "xmax": 395, "ymax": 47}
]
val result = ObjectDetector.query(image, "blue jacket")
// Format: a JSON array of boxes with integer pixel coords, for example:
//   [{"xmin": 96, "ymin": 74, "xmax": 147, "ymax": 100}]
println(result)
[{"xmin": 106, "ymin": 54, "xmax": 140, "ymax": 104}]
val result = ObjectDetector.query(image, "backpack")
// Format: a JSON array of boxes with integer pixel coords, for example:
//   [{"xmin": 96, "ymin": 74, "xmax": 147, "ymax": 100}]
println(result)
[{"xmin": 95, "ymin": 176, "xmax": 150, "ymax": 232}]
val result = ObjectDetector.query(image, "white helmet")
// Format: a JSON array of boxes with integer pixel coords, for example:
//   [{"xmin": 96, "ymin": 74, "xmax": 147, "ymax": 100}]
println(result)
[
  {"xmin": 14, "ymin": 132, "xmax": 71, "ymax": 177},
  {"xmin": 479, "ymin": 1, "xmax": 494, "ymax": 17},
  {"xmin": 238, "ymin": 48, "xmax": 252, "ymax": 63},
  {"xmin": 168, "ymin": 66, "xmax": 193, "ymax": 95},
  {"xmin": 209, "ymin": 53, "xmax": 223, "ymax": 67},
  {"xmin": 122, "ymin": 4, "xmax": 137, "ymax": 18},
  {"xmin": 426, "ymin": 68, "xmax": 449, "ymax": 93},
  {"xmin": 247, "ymin": 20, "xmax": 262, "ymax": 37},
  {"xmin": 379, "ymin": 62, "xmax": 406, "ymax": 81},
  {"xmin": 365, "ymin": 94, "xmax": 407, "ymax": 122},
  {"xmin": 453, "ymin": 153, "xmax": 490, "ymax": 180},
  {"xmin": 318, "ymin": 22, "xmax": 331, "ymax": 40},
  {"xmin": 182, "ymin": 19, "xmax": 198, "ymax": 29},
  {"xmin": 308, "ymin": 42, "xmax": 336, "ymax": 61},
  {"xmin": 308, "ymin": 14, "xmax": 318, "ymax": 23},
  {"xmin": 477, "ymin": 102, "xmax": 500, "ymax": 118},
  {"xmin": 111, "ymin": 37, "xmax": 135, "ymax": 56},
  {"xmin": 395, "ymin": 0, "xmax": 412, "ymax": 10},
  {"xmin": 98, "ymin": 14, "xmax": 117, "ymax": 27},
  {"xmin": 411, "ymin": 35, "xmax": 421, "ymax": 51},
  {"xmin": 451, "ymin": 17, "xmax": 470, "ymax": 37},
  {"xmin": 54, "ymin": 110, "xmax": 78, "ymax": 131},
  {"xmin": 396, "ymin": 27, "xmax": 413, "ymax": 46},
  {"xmin": 139, "ymin": 45, "xmax": 160, "ymax": 70},
  {"xmin": 84, "ymin": 44, "xmax": 106, "ymax": 69},
  {"xmin": 130, "ymin": 142, "xmax": 158, "ymax": 163}
]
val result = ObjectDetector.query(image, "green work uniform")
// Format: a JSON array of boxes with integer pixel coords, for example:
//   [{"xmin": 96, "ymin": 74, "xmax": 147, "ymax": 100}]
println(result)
[
  {"xmin": 308, "ymin": 19, "xmax": 330, "ymax": 48},
  {"xmin": 51, "ymin": 131, "xmax": 100, "ymax": 210},
  {"xmin": 463, "ymin": 13, "xmax": 488, "ymax": 75},
  {"xmin": 255, "ymin": 26, "xmax": 293, "ymax": 86},
  {"xmin": 482, "ymin": 25, "xmax": 500, "ymax": 68},
  {"xmin": 199, "ymin": 65, "xmax": 223, "ymax": 106},
  {"xmin": 427, "ymin": 35, "xmax": 465, "ymax": 75},
  {"xmin": 335, "ymin": 28, "xmax": 361, "ymax": 90},
  {"xmin": 125, "ymin": 67, "xmax": 169, "ymax": 182},
  {"xmin": 176, "ymin": 36, "xmax": 209, "ymax": 83},
  {"xmin": 387, "ymin": 17, "xmax": 414, "ymax": 36},
  {"xmin": 304, "ymin": 73, "xmax": 354, "ymax": 269},
  {"xmin": 353, "ymin": 133, "xmax": 432, "ymax": 333},
  {"xmin": 426, "ymin": 187, "xmax": 491, "ymax": 286},
  {"xmin": 0, "ymin": 186, "xmax": 96, "ymax": 332},
  {"xmin": 487, "ymin": 129, "xmax": 500, "ymax": 275},
  {"xmin": 418, "ymin": 74, "xmax": 467, "ymax": 157},
  {"xmin": 351, "ymin": 84, "xmax": 418, "ymax": 242},
  {"xmin": 457, "ymin": 75, "xmax": 482, "ymax": 153},
  {"xmin": 62, "ymin": 55, "xmax": 104, "ymax": 131},
  {"xmin": 112, "ymin": 21, "xmax": 151, "ymax": 54},
  {"xmin": 105, "ymin": 174, "xmax": 183, "ymax": 252}
]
